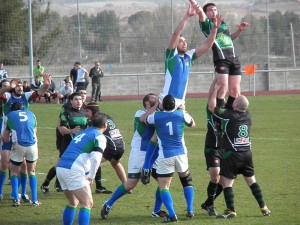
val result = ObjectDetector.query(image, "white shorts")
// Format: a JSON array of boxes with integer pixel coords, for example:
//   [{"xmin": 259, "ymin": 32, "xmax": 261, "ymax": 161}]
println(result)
[
  {"xmin": 56, "ymin": 167, "xmax": 90, "ymax": 191},
  {"xmin": 10, "ymin": 142, "xmax": 38, "ymax": 162},
  {"xmin": 159, "ymin": 93, "xmax": 185, "ymax": 109},
  {"xmin": 127, "ymin": 149, "xmax": 146, "ymax": 174},
  {"xmin": 156, "ymin": 154, "xmax": 189, "ymax": 175}
]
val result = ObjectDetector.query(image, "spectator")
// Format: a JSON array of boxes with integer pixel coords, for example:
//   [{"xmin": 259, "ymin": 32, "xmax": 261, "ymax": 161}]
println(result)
[
  {"xmin": 0, "ymin": 63, "xmax": 8, "ymax": 81},
  {"xmin": 44, "ymin": 75, "xmax": 58, "ymax": 103},
  {"xmin": 23, "ymin": 81, "xmax": 31, "ymax": 92},
  {"xmin": 70, "ymin": 63, "xmax": 77, "ymax": 87},
  {"xmin": 31, "ymin": 77, "xmax": 43, "ymax": 103},
  {"xmin": 57, "ymin": 82, "xmax": 73, "ymax": 104},
  {"xmin": 63, "ymin": 76, "xmax": 74, "ymax": 89},
  {"xmin": 89, "ymin": 61, "xmax": 104, "ymax": 102},
  {"xmin": 33, "ymin": 60, "xmax": 45, "ymax": 83},
  {"xmin": 74, "ymin": 62, "xmax": 89, "ymax": 90}
]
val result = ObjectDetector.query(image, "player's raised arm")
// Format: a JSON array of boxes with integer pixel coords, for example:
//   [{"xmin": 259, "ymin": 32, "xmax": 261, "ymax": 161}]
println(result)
[
  {"xmin": 195, "ymin": 13, "xmax": 222, "ymax": 57},
  {"xmin": 37, "ymin": 73, "xmax": 51, "ymax": 96},
  {"xmin": 189, "ymin": 0, "xmax": 206, "ymax": 22},
  {"xmin": 167, "ymin": 3, "xmax": 196, "ymax": 50},
  {"xmin": 230, "ymin": 21, "xmax": 249, "ymax": 40}
]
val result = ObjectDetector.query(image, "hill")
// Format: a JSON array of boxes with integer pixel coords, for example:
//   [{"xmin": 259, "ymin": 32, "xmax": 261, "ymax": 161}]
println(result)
[{"xmin": 44, "ymin": 0, "xmax": 300, "ymax": 19}]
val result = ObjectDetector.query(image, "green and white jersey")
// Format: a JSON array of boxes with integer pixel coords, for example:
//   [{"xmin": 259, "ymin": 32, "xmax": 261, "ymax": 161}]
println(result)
[{"xmin": 200, "ymin": 18, "xmax": 237, "ymax": 61}]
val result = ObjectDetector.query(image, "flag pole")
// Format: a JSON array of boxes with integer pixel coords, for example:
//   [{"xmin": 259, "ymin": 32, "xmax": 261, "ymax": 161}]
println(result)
[{"xmin": 253, "ymin": 72, "xmax": 256, "ymax": 96}]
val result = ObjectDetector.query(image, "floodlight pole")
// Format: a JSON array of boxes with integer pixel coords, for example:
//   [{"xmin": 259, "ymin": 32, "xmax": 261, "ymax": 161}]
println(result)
[
  {"xmin": 266, "ymin": 0, "xmax": 270, "ymax": 90},
  {"xmin": 171, "ymin": 0, "xmax": 173, "ymax": 33},
  {"xmin": 28, "ymin": 0, "xmax": 34, "ymax": 83},
  {"xmin": 290, "ymin": 23, "xmax": 296, "ymax": 67},
  {"xmin": 77, "ymin": 0, "xmax": 82, "ymax": 61}
]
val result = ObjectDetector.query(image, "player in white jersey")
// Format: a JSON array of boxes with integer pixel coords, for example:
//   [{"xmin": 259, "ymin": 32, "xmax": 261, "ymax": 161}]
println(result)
[
  {"xmin": 101, "ymin": 93, "xmax": 168, "ymax": 220},
  {"xmin": 145, "ymin": 95, "xmax": 196, "ymax": 223},
  {"xmin": 56, "ymin": 113, "xmax": 107, "ymax": 225}
]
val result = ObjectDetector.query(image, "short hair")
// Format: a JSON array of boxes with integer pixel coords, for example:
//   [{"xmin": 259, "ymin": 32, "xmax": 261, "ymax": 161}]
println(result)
[
  {"xmin": 162, "ymin": 95, "xmax": 175, "ymax": 111},
  {"xmin": 91, "ymin": 113, "xmax": 107, "ymax": 128},
  {"xmin": 142, "ymin": 93, "xmax": 156, "ymax": 108},
  {"xmin": 0, "ymin": 79, "xmax": 10, "ymax": 88},
  {"xmin": 76, "ymin": 87, "xmax": 86, "ymax": 93},
  {"xmin": 10, "ymin": 102, "xmax": 24, "ymax": 111},
  {"xmin": 69, "ymin": 92, "xmax": 81, "ymax": 100},
  {"xmin": 203, "ymin": 2, "xmax": 216, "ymax": 13},
  {"xmin": 86, "ymin": 102, "xmax": 100, "ymax": 115}
]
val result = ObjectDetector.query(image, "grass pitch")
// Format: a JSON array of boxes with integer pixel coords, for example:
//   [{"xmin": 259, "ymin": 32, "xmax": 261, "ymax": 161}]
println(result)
[{"xmin": 0, "ymin": 95, "xmax": 299, "ymax": 225}]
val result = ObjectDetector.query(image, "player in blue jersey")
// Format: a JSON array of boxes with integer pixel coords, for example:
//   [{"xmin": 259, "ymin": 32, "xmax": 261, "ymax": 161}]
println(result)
[
  {"xmin": 144, "ymin": 95, "xmax": 196, "ymax": 223},
  {"xmin": 56, "ymin": 113, "xmax": 108, "ymax": 225},
  {"xmin": 160, "ymin": 3, "xmax": 221, "ymax": 109},
  {"xmin": 3, "ymin": 102, "xmax": 41, "ymax": 207},
  {"xmin": 101, "ymin": 93, "xmax": 169, "ymax": 220},
  {"xmin": 0, "ymin": 75, "xmax": 50, "ymax": 202},
  {"xmin": 141, "ymin": 2, "xmax": 222, "ymax": 189},
  {"xmin": 208, "ymin": 83, "xmax": 270, "ymax": 219}
]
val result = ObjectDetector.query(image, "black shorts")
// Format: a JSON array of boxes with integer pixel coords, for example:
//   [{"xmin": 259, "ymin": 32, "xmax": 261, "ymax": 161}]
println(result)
[
  {"xmin": 204, "ymin": 147, "xmax": 223, "ymax": 170},
  {"xmin": 214, "ymin": 57, "xmax": 241, "ymax": 76},
  {"xmin": 220, "ymin": 150, "xmax": 254, "ymax": 179},
  {"xmin": 103, "ymin": 147, "xmax": 125, "ymax": 161}
]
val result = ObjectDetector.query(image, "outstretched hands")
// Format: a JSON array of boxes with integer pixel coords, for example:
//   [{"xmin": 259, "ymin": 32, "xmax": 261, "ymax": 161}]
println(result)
[
  {"xmin": 213, "ymin": 13, "xmax": 223, "ymax": 28},
  {"xmin": 187, "ymin": 1, "xmax": 198, "ymax": 17},
  {"xmin": 237, "ymin": 22, "xmax": 249, "ymax": 31},
  {"xmin": 188, "ymin": 0, "xmax": 202, "ymax": 14}
]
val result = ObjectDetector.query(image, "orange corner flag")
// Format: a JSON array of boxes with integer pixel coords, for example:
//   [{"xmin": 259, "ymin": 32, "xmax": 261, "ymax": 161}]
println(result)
[{"xmin": 244, "ymin": 64, "xmax": 255, "ymax": 76}]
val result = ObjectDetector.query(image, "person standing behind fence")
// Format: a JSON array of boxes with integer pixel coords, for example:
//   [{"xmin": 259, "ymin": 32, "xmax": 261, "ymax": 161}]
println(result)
[
  {"xmin": 74, "ymin": 62, "xmax": 89, "ymax": 90},
  {"xmin": 89, "ymin": 62, "xmax": 104, "ymax": 102},
  {"xmin": 33, "ymin": 60, "xmax": 45, "ymax": 83},
  {"xmin": 0, "ymin": 63, "xmax": 8, "ymax": 81}
]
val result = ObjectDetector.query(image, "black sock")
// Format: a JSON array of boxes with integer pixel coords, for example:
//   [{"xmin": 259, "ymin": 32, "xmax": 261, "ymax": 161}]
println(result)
[
  {"xmin": 95, "ymin": 166, "xmax": 102, "ymax": 189},
  {"xmin": 223, "ymin": 187, "xmax": 235, "ymax": 211},
  {"xmin": 250, "ymin": 182, "xmax": 265, "ymax": 208},
  {"xmin": 225, "ymin": 96, "xmax": 236, "ymax": 110},
  {"xmin": 217, "ymin": 98, "xmax": 225, "ymax": 107},
  {"xmin": 43, "ymin": 166, "xmax": 56, "ymax": 186},
  {"xmin": 205, "ymin": 181, "xmax": 218, "ymax": 206},
  {"xmin": 215, "ymin": 183, "xmax": 223, "ymax": 199}
]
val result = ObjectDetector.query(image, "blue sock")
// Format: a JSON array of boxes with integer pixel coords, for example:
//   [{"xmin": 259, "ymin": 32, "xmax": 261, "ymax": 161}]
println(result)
[
  {"xmin": 10, "ymin": 175, "xmax": 19, "ymax": 200},
  {"xmin": 106, "ymin": 183, "xmax": 127, "ymax": 207},
  {"xmin": 184, "ymin": 186, "xmax": 194, "ymax": 212},
  {"xmin": 20, "ymin": 172, "xmax": 28, "ymax": 196},
  {"xmin": 63, "ymin": 205, "xmax": 76, "ymax": 225},
  {"xmin": 29, "ymin": 175, "xmax": 38, "ymax": 202},
  {"xmin": 78, "ymin": 207, "xmax": 90, "ymax": 225},
  {"xmin": 0, "ymin": 170, "xmax": 7, "ymax": 195},
  {"xmin": 153, "ymin": 187, "xmax": 163, "ymax": 213},
  {"xmin": 160, "ymin": 189, "xmax": 175, "ymax": 217},
  {"xmin": 143, "ymin": 141, "xmax": 158, "ymax": 170}
]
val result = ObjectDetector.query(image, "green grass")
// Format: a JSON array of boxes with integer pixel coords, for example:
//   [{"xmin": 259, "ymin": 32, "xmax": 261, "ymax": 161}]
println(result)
[{"xmin": 0, "ymin": 95, "xmax": 299, "ymax": 225}]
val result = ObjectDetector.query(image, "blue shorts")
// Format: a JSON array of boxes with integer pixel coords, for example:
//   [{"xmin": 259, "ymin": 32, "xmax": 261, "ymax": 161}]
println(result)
[{"xmin": 2, "ymin": 139, "xmax": 12, "ymax": 151}]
